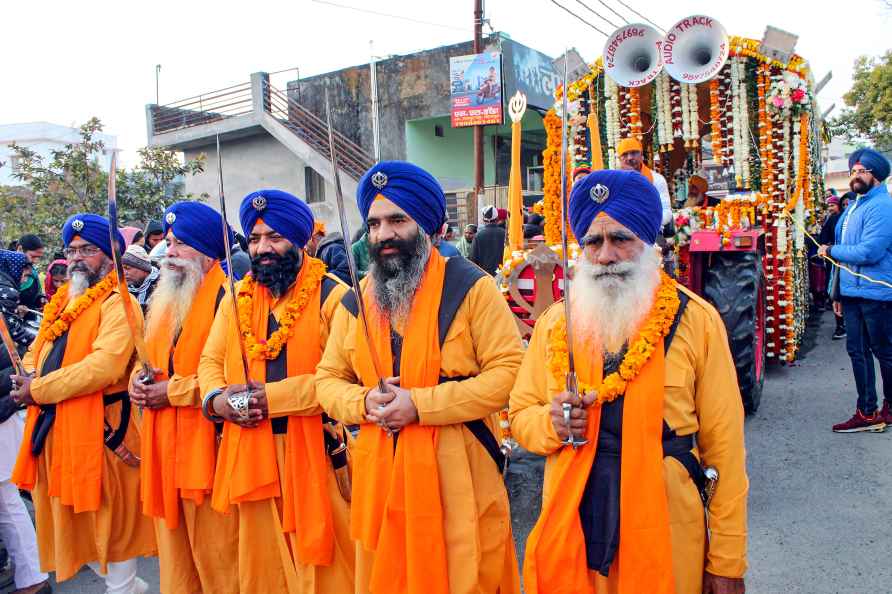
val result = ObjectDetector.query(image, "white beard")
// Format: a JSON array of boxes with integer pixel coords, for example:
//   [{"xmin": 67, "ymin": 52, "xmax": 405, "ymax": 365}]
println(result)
[
  {"xmin": 145, "ymin": 257, "xmax": 205, "ymax": 337},
  {"xmin": 570, "ymin": 246, "xmax": 662, "ymax": 354},
  {"xmin": 67, "ymin": 260, "xmax": 112, "ymax": 298}
]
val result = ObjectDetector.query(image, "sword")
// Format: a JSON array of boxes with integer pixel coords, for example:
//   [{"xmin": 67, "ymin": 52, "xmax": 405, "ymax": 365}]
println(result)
[
  {"xmin": 0, "ymin": 315, "xmax": 25, "ymax": 377},
  {"xmin": 558, "ymin": 52, "xmax": 587, "ymax": 449},
  {"xmin": 702, "ymin": 466, "xmax": 719, "ymax": 540},
  {"xmin": 323, "ymin": 93, "xmax": 388, "ymax": 395},
  {"xmin": 106, "ymin": 153, "xmax": 154, "ymax": 382},
  {"xmin": 215, "ymin": 134, "xmax": 252, "ymax": 388}
]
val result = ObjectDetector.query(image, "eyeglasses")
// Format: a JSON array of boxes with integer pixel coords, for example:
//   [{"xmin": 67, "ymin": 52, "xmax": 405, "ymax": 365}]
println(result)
[
  {"xmin": 849, "ymin": 168, "xmax": 872, "ymax": 177},
  {"xmin": 63, "ymin": 245, "xmax": 102, "ymax": 258}
]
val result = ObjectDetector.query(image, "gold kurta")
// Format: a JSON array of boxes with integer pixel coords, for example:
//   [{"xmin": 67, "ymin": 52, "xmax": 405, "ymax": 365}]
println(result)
[
  {"xmin": 197, "ymin": 277, "xmax": 354, "ymax": 594},
  {"xmin": 23, "ymin": 290, "xmax": 156, "ymax": 581},
  {"xmin": 315, "ymin": 274, "xmax": 524, "ymax": 594},
  {"xmin": 509, "ymin": 286, "xmax": 748, "ymax": 594}
]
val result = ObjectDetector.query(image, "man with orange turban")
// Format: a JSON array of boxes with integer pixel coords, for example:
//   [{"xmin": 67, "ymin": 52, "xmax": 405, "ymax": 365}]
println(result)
[
  {"xmin": 617, "ymin": 137, "xmax": 672, "ymax": 226},
  {"xmin": 198, "ymin": 189, "xmax": 354, "ymax": 593},
  {"xmin": 685, "ymin": 175, "xmax": 711, "ymax": 208},
  {"xmin": 316, "ymin": 160, "xmax": 523, "ymax": 594},
  {"xmin": 510, "ymin": 170, "xmax": 748, "ymax": 594}
]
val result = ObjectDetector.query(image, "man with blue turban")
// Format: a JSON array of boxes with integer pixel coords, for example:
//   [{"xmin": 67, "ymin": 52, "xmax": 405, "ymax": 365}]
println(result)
[
  {"xmin": 819, "ymin": 148, "xmax": 892, "ymax": 432},
  {"xmin": 10, "ymin": 213, "xmax": 156, "ymax": 593},
  {"xmin": 198, "ymin": 189, "xmax": 354, "ymax": 593},
  {"xmin": 510, "ymin": 170, "xmax": 748, "ymax": 594},
  {"xmin": 316, "ymin": 161, "xmax": 523, "ymax": 594},
  {"xmin": 129, "ymin": 200, "xmax": 240, "ymax": 594}
]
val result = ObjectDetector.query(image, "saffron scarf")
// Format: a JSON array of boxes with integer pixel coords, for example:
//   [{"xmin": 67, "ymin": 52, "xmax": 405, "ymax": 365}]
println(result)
[
  {"xmin": 351, "ymin": 250, "xmax": 449, "ymax": 594},
  {"xmin": 141, "ymin": 262, "xmax": 226, "ymax": 528},
  {"xmin": 523, "ymin": 317, "xmax": 675, "ymax": 594},
  {"xmin": 211, "ymin": 257, "xmax": 334, "ymax": 566},
  {"xmin": 12, "ymin": 283, "xmax": 114, "ymax": 513},
  {"xmin": 639, "ymin": 163, "xmax": 655, "ymax": 183}
]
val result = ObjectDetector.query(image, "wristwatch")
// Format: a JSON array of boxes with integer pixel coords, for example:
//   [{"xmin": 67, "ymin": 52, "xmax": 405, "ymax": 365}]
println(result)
[{"xmin": 201, "ymin": 388, "xmax": 225, "ymax": 422}]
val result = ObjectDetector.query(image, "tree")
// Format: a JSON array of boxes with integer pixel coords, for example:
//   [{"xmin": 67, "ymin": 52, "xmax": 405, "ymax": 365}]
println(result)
[
  {"xmin": 830, "ymin": 51, "xmax": 892, "ymax": 150},
  {"xmin": 3, "ymin": 118, "xmax": 205, "ymax": 249}
]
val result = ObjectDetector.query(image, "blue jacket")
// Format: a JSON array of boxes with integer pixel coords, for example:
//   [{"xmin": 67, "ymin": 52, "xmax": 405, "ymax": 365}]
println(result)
[{"xmin": 832, "ymin": 183, "xmax": 892, "ymax": 301}]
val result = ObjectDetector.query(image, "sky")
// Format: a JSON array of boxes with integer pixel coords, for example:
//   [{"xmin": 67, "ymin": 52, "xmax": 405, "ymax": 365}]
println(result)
[{"xmin": 3, "ymin": 0, "xmax": 890, "ymax": 166}]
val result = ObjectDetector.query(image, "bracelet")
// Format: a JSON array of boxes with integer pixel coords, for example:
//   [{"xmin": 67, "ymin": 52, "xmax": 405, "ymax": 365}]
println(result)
[{"xmin": 201, "ymin": 388, "xmax": 225, "ymax": 422}]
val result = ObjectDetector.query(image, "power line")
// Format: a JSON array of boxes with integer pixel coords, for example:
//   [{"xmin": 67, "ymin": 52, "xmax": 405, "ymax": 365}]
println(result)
[
  {"xmin": 573, "ymin": 0, "xmax": 618, "ymax": 29},
  {"xmin": 608, "ymin": 0, "xmax": 666, "ymax": 33},
  {"xmin": 310, "ymin": 0, "xmax": 467, "ymax": 32},
  {"xmin": 548, "ymin": 0, "xmax": 609, "ymax": 37},
  {"xmin": 593, "ymin": 0, "xmax": 628, "ymax": 24}
]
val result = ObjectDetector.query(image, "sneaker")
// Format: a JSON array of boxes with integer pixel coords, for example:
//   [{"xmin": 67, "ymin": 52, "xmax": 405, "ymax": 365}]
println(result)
[
  {"xmin": 832, "ymin": 327, "xmax": 846, "ymax": 340},
  {"xmin": 881, "ymin": 401, "xmax": 892, "ymax": 426},
  {"xmin": 832, "ymin": 409, "xmax": 887, "ymax": 433}
]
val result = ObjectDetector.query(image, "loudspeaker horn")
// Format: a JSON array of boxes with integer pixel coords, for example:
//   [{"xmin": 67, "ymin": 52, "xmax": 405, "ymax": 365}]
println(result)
[
  {"xmin": 602, "ymin": 23, "xmax": 664, "ymax": 87},
  {"xmin": 662, "ymin": 15, "xmax": 729, "ymax": 83}
]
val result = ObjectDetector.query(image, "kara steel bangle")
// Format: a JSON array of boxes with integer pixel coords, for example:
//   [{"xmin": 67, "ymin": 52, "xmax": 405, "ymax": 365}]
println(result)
[{"xmin": 201, "ymin": 388, "xmax": 225, "ymax": 422}]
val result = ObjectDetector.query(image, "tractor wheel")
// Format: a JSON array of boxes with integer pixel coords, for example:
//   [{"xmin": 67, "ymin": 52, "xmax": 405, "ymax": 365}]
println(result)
[{"xmin": 702, "ymin": 252, "xmax": 766, "ymax": 414}]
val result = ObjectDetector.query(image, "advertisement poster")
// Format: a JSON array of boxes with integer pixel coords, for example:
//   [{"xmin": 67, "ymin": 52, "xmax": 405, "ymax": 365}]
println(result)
[{"xmin": 450, "ymin": 52, "xmax": 504, "ymax": 127}]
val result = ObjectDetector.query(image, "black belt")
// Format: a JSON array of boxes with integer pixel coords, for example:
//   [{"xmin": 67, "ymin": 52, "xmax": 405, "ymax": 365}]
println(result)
[
  {"xmin": 662, "ymin": 432, "xmax": 707, "ymax": 494},
  {"xmin": 438, "ymin": 375, "xmax": 506, "ymax": 474},
  {"xmin": 268, "ymin": 413, "xmax": 348, "ymax": 471},
  {"xmin": 31, "ymin": 391, "xmax": 131, "ymax": 456}
]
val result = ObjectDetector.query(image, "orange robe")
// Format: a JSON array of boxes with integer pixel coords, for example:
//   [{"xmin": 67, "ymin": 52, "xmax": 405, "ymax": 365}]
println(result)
[
  {"xmin": 136, "ymin": 263, "xmax": 239, "ymax": 594},
  {"xmin": 509, "ymin": 286, "xmax": 748, "ymax": 594},
  {"xmin": 315, "ymin": 265, "xmax": 524, "ymax": 594},
  {"xmin": 198, "ymin": 271, "xmax": 353, "ymax": 594},
  {"xmin": 15, "ymin": 288, "xmax": 156, "ymax": 581}
]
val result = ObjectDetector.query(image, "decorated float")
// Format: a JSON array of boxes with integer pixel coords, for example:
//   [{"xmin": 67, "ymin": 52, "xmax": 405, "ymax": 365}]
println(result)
[{"xmin": 497, "ymin": 17, "xmax": 826, "ymax": 413}]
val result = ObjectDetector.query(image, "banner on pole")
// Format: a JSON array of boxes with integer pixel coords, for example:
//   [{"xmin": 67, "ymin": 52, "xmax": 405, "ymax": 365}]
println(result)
[{"xmin": 450, "ymin": 52, "xmax": 504, "ymax": 128}]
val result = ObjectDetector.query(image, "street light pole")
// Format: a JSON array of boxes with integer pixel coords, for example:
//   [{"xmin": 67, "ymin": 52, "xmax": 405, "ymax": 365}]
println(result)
[
  {"xmin": 369, "ymin": 41, "xmax": 381, "ymax": 163},
  {"xmin": 155, "ymin": 64, "xmax": 161, "ymax": 105}
]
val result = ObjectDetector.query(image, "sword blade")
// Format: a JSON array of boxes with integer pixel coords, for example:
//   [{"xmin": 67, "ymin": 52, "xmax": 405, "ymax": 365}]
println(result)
[
  {"xmin": 558, "ymin": 51, "xmax": 577, "ymax": 392},
  {"xmin": 106, "ymin": 153, "xmax": 154, "ymax": 379},
  {"xmin": 215, "ymin": 135, "xmax": 252, "ymax": 385},
  {"xmin": 0, "ymin": 315, "xmax": 25, "ymax": 377},
  {"xmin": 324, "ymin": 93, "xmax": 387, "ymax": 392}
]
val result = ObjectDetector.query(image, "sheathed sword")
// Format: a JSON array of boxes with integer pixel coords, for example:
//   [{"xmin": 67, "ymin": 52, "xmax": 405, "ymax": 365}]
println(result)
[
  {"xmin": 0, "ymin": 315, "xmax": 25, "ymax": 377},
  {"xmin": 107, "ymin": 153, "xmax": 153, "ymax": 382},
  {"xmin": 558, "ymin": 52, "xmax": 587, "ymax": 448}
]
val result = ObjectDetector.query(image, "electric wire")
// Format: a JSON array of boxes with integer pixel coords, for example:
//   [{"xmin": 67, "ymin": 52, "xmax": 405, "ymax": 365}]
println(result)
[
  {"xmin": 608, "ymin": 0, "xmax": 666, "ymax": 33},
  {"xmin": 593, "ymin": 0, "xmax": 629, "ymax": 24},
  {"xmin": 310, "ymin": 0, "xmax": 467, "ymax": 32},
  {"xmin": 573, "ymin": 0, "xmax": 618, "ymax": 29},
  {"xmin": 548, "ymin": 0, "xmax": 609, "ymax": 37}
]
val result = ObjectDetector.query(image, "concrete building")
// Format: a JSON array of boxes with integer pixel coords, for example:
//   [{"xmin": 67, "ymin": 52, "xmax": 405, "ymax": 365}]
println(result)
[
  {"xmin": 824, "ymin": 136, "xmax": 892, "ymax": 195},
  {"xmin": 0, "ymin": 122, "xmax": 118, "ymax": 186},
  {"xmin": 146, "ymin": 34, "xmax": 563, "ymax": 231}
]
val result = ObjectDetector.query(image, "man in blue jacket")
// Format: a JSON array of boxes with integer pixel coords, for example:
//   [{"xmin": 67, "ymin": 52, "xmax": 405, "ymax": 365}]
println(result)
[{"xmin": 819, "ymin": 148, "xmax": 892, "ymax": 432}]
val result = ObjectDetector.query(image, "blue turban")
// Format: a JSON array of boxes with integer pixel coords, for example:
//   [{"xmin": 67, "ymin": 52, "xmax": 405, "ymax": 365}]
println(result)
[
  {"xmin": 162, "ymin": 201, "xmax": 234, "ymax": 261},
  {"xmin": 569, "ymin": 169, "xmax": 662, "ymax": 245},
  {"xmin": 62, "ymin": 213, "xmax": 125, "ymax": 259},
  {"xmin": 239, "ymin": 189, "xmax": 314, "ymax": 249},
  {"xmin": 849, "ymin": 148, "xmax": 890, "ymax": 182},
  {"xmin": 357, "ymin": 161, "xmax": 446, "ymax": 235},
  {"xmin": 0, "ymin": 250, "xmax": 28, "ymax": 284}
]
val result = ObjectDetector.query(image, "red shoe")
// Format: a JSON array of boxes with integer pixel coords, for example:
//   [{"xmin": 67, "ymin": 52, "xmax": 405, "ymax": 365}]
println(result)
[
  {"xmin": 832, "ymin": 409, "xmax": 887, "ymax": 433},
  {"xmin": 881, "ymin": 401, "xmax": 892, "ymax": 426}
]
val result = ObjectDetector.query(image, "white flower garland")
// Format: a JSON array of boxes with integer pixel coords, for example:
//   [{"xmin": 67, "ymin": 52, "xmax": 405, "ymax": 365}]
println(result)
[
  {"xmin": 662, "ymin": 72, "xmax": 672, "ymax": 150},
  {"xmin": 604, "ymin": 77, "xmax": 620, "ymax": 168},
  {"xmin": 738, "ymin": 59, "xmax": 751, "ymax": 188}
]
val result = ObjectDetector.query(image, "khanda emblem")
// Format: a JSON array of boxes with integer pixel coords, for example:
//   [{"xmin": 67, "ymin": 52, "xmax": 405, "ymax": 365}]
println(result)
[
  {"xmin": 165, "ymin": 212, "xmax": 176, "ymax": 225},
  {"xmin": 590, "ymin": 183, "xmax": 610, "ymax": 204},
  {"xmin": 71, "ymin": 219, "xmax": 85, "ymax": 232},
  {"xmin": 371, "ymin": 171, "xmax": 388, "ymax": 190},
  {"xmin": 252, "ymin": 195, "xmax": 268, "ymax": 211}
]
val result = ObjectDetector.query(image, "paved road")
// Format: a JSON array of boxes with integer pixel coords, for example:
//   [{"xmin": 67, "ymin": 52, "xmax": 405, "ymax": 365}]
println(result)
[{"xmin": 24, "ymin": 310, "xmax": 892, "ymax": 592}]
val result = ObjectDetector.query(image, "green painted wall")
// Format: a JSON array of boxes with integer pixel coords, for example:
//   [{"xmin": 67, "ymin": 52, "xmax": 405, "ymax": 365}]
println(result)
[{"xmin": 405, "ymin": 110, "xmax": 545, "ymax": 192}]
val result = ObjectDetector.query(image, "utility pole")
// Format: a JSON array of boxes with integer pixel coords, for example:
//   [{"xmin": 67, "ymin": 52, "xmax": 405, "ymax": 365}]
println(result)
[
  {"xmin": 369, "ymin": 41, "xmax": 381, "ymax": 163},
  {"xmin": 473, "ymin": 0, "xmax": 484, "ymax": 199},
  {"xmin": 155, "ymin": 64, "xmax": 161, "ymax": 105}
]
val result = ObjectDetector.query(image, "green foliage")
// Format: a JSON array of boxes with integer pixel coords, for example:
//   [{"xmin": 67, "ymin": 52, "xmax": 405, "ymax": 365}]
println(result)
[
  {"xmin": 1, "ymin": 118, "xmax": 205, "ymax": 250},
  {"xmin": 830, "ymin": 51, "xmax": 892, "ymax": 150}
]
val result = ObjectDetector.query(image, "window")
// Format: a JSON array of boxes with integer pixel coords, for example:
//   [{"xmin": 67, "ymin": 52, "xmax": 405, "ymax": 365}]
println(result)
[
  {"xmin": 435, "ymin": 125, "xmax": 444, "ymax": 138},
  {"xmin": 305, "ymin": 167, "xmax": 325, "ymax": 204}
]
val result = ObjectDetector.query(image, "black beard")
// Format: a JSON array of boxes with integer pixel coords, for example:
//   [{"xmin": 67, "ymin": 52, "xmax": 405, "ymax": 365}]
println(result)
[
  {"xmin": 850, "ymin": 177, "xmax": 874, "ymax": 195},
  {"xmin": 369, "ymin": 231, "xmax": 427, "ymax": 280},
  {"xmin": 250, "ymin": 247, "xmax": 302, "ymax": 297}
]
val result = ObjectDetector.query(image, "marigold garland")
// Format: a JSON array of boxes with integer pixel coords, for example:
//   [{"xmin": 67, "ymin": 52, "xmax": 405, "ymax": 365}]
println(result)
[
  {"xmin": 38, "ymin": 273, "xmax": 116, "ymax": 342},
  {"xmin": 236, "ymin": 257, "xmax": 327, "ymax": 360},
  {"xmin": 547, "ymin": 271, "xmax": 680, "ymax": 404}
]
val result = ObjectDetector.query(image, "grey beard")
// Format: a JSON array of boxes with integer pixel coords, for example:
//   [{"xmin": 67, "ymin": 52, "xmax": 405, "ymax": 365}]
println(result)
[
  {"xmin": 68, "ymin": 260, "xmax": 112, "ymax": 298},
  {"xmin": 369, "ymin": 235, "xmax": 431, "ymax": 323},
  {"xmin": 145, "ymin": 257, "xmax": 205, "ymax": 336}
]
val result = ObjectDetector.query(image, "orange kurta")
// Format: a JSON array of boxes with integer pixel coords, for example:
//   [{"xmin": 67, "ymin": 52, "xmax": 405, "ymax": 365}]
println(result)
[
  {"xmin": 15, "ymin": 288, "xmax": 156, "ymax": 581},
  {"xmin": 137, "ymin": 262, "xmax": 239, "ymax": 594},
  {"xmin": 509, "ymin": 286, "xmax": 749, "ymax": 594},
  {"xmin": 198, "ymin": 270, "xmax": 353, "ymax": 594},
  {"xmin": 315, "ymin": 265, "xmax": 524, "ymax": 594}
]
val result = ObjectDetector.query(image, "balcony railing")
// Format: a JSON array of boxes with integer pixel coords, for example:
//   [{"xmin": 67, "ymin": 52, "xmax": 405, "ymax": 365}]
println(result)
[{"xmin": 151, "ymin": 82, "xmax": 253, "ymax": 134}]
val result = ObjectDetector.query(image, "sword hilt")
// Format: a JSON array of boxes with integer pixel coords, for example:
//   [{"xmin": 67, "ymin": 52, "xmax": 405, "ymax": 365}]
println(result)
[{"xmin": 703, "ymin": 466, "xmax": 719, "ymax": 509}]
